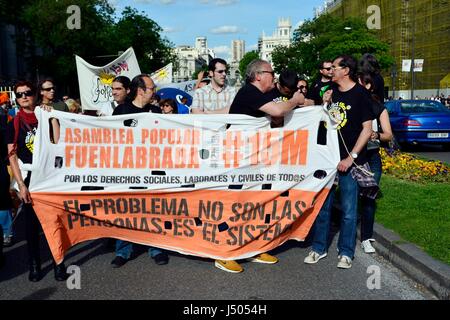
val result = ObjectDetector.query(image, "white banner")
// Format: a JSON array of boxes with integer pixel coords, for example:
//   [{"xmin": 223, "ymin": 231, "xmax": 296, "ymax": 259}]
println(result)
[
  {"xmin": 151, "ymin": 63, "xmax": 173, "ymax": 86},
  {"xmin": 28, "ymin": 107, "xmax": 341, "ymax": 263},
  {"xmin": 159, "ymin": 80, "xmax": 197, "ymax": 97},
  {"xmin": 30, "ymin": 107, "xmax": 339, "ymax": 193},
  {"xmin": 75, "ymin": 47, "xmax": 141, "ymax": 111}
]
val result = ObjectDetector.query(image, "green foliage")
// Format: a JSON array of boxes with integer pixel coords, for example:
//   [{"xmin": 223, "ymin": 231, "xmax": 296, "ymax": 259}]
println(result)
[
  {"xmin": 239, "ymin": 50, "xmax": 259, "ymax": 79},
  {"xmin": 6, "ymin": 0, "xmax": 175, "ymax": 94},
  {"xmin": 112, "ymin": 7, "xmax": 176, "ymax": 74},
  {"xmin": 272, "ymin": 14, "xmax": 394, "ymax": 80},
  {"xmin": 377, "ymin": 175, "xmax": 450, "ymax": 265},
  {"xmin": 191, "ymin": 65, "xmax": 209, "ymax": 81}
]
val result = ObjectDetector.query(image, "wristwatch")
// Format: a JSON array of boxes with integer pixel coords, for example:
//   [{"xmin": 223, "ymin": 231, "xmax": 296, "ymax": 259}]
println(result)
[{"xmin": 350, "ymin": 152, "xmax": 358, "ymax": 159}]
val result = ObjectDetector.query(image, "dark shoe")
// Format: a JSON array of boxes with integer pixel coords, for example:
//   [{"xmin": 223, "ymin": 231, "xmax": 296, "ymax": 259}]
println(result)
[
  {"xmin": 111, "ymin": 256, "xmax": 128, "ymax": 268},
  {"xmin": 3, "ymin": 235, "xmax": 14, "ymax": 247},
  {"xmin": 104, "ymin": 238, "xmax": 116, "ymax": 251},
  {"xmin": 153, "ymin": 252, "xmax": 169, "ymax": 265},
  {"xmin": 54, "ymin": 262, "xmax": 69, "ymax": 281},
  {"xmin": 29, "ymin": 263, "xmax": 42, "ymax": 282}
]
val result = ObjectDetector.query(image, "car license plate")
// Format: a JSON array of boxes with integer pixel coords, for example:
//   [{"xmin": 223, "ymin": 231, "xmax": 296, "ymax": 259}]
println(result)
[{"xmin": 427, "ymin": 133, "xmax": 449, "ymax": 138}]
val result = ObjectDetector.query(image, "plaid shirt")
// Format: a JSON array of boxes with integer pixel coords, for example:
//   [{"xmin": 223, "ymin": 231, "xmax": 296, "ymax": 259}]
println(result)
[
  {"xmin": 191, "ymin": 83, "xmax": 237, "ymax": 112},
  {"xmin": 350, "ymin": 163, "xmax": 379, "ymax": 200}
]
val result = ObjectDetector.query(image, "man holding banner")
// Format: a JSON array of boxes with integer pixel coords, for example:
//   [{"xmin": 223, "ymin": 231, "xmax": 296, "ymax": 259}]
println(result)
[
  {"xmin": 98, "ymin": 76, "xmax": 131, "ymax": 116},
  {"xmin": 215, "ymin": 59, "xmax": 305, "ymax": 273},
  {"xmin": 303, "ymin": 55, "xmax": 374, "ymax": 269},
  {"xmin": 111, "ymin": 74, "xmax": 168, "ymax": 267}
]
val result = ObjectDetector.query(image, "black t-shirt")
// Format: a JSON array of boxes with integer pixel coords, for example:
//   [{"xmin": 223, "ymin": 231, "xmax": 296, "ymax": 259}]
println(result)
[
  {"xmin": 6, "ymin": 119, "xmax": 38, "ymax": 164},
  {"xmin": 306, "ymin": 79, "xmax": 334, "ymax": 105},
  {"xmin": 113, "ymin": 102, "xmax": 161, "ymax": 115},
  {"xmin": 266, "ymin": 86, "xmax": 291, "ymax": 127},
  {"xmin": 229, "ymin": 83, "xmax": 278, "ymax": 117},
  {"xmin": 328, "ymin": 83, "xmax": 374, "ymax": 165}
]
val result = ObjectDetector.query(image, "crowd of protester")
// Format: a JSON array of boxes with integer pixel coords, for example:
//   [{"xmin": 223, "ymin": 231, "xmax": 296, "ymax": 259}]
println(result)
[{"xmin": 0, "ymin": 53, "xmax": 395, "ymax": 278}]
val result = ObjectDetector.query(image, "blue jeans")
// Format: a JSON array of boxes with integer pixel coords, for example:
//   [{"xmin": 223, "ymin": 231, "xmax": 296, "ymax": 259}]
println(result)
[
  {"xmin": 360, "ymin": 150, "xmax": 382, "ymax": 241},
  {"xmin": 115, "ymin": 240, "xmax": 163, "ymax": 260},
  {"xmin": 0, "ymin": 210, "xmax": 13, "ymax": 238},
  {"xmin": 311, "ymin": 170, "xmax": 359, "ymax": 259}
]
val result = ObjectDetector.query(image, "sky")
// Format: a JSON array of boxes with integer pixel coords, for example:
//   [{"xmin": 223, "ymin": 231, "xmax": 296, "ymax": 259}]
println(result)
[{"xmin": 109, "ymin": 0, "xmax": 327, "ymax": 61}]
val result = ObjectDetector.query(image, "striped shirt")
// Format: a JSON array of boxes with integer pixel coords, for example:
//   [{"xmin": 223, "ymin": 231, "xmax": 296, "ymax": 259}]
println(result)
[{"xmin": 191, "ymin": 83, "xmax": 237, "ymax": 112}]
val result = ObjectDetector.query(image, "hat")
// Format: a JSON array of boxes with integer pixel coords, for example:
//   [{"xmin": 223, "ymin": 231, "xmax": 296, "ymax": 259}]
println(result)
[{"xmin": 0, "ymin": 92, "xmax": 9, "ymax": 105}]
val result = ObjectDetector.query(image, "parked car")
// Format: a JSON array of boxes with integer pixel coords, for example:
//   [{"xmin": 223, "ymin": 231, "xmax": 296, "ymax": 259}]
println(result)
[{"xmin": 385, "ymin": 99, "xmax": 450, "ymax": 150}]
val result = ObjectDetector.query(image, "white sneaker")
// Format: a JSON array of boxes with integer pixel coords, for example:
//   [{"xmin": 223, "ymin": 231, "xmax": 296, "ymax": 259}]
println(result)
[
  {"xmin": 361, "ymin": 239, "xmax": 376, "ymax": 253},
  {"xmin": 337, "ymin": 255, "xmax": 352, "ymax": 269},
  {"xmin": 304, "ymin": 251, "xmax": 327, "ymax": 264}
]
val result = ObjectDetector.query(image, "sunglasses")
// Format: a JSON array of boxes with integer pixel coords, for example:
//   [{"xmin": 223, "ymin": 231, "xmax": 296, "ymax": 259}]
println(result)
[
  {"xmin": 322, "ymin": 67, "xmax": 332, "ymax": 71},
  {"xmin": 298, "ymin": 85, "xmax": 307, "ymax": 90},
  {"xmin": 42, "ymin": 87, "xmax": 55, "ymax": 91},
  {"xmin": 163, "ymin": 104, "xmax": 172, "ymax": 107},
  {"xmin": 259, "ymin": 70, "xmax": 275, "ymax": 76},
  {"xmin": 215, "ymin": 70, "xmax": 227, "ymax": 74},
  {"xmin": 16, "ymin": 90, "xmax": 34, "ymax": 98}
]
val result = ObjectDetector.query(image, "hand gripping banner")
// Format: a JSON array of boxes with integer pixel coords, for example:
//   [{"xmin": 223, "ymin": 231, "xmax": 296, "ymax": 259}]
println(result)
[{"xmin": 29, "ymin": 107, "xmax": 339, "ymax": 264}]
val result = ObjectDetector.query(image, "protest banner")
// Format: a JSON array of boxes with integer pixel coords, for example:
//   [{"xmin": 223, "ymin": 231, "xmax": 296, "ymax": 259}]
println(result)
[
  {"xmin": 29, "ymin": 107, "xmax": 340, "ymax": 264},
  {"xmin": 75, "ymin": 47, "xmax": 141, "ymax": 112},
  {"xmin": 150, "ymin": 63, "xmax": 173, "ymax": 86}
]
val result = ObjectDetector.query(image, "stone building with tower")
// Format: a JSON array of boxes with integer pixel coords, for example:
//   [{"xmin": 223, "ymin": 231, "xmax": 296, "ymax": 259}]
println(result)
[{"xmin": 258, "ymin": 18, "xmax": 292, "ymax": 66}]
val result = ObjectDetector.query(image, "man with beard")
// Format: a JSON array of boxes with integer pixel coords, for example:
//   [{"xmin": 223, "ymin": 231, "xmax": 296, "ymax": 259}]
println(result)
[
  {"xmin": 305, "ymin": 60, "xmax": 334, "ymax": 106},
  {"xmin": 191, "ymin": 58, "xmax": 237, "ymax": 114}
]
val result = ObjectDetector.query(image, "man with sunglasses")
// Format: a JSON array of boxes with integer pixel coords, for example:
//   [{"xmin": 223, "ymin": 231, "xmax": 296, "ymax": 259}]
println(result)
[
  {"xmin": 305, "ymin": 60, "xmax": 334, "ymax": 106},
  {"xmin": 215, "ymin": 59, "xmax": 304, "ymax": 274},
  {"xmin": 303, "ymin": 55, "xmax": 374, "ymax": 269},
  {"xmin": 191, "ymin": 58, "xmax": 237, "ymax": 114},
  {"xmin": 38, "ymin": 79, "xmax": 69, "ymax": 112}
]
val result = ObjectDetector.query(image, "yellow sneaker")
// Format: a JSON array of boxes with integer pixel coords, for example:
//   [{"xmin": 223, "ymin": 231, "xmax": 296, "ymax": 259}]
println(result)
[
  {"xmin": 214, "ymin": 260, "xmax": 243, "ymax": 273},
  {"xmin": 249, "ymin": 253, "xmax": 278, "ymax": 264}
]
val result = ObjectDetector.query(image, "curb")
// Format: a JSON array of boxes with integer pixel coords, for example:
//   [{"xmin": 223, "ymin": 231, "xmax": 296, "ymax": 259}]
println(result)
[{"xmin": 372, "ymin": 222, "xmax": 450, "ymax": 300}]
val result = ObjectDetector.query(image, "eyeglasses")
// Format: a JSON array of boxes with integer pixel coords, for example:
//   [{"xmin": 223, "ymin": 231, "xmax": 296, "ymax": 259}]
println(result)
[
  {"xmin": 259, "ymin": 70, "xmax": 275, "ymax": 76},
  {"xmin": 42, "ymin": 87, "xmax": 55, "ymax": 91},
  {"xmin": 16, "ymin": 90, "xmax": 34, "ymax": 98},
  {"xmin": 322, "ymin": 67, "xmax": 332, "ymax": 71},
  {"xmin": 215, "ymin": 70, "xmax": 227, "ymax": 74},
  {"xmin": 298, "ymin": 85, "xmax": 307, "ymax": 90}
]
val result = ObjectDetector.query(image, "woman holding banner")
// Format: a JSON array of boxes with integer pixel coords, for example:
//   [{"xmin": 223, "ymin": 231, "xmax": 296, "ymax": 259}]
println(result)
[{"xmin": 6, "ymin": 80, "xmax": 68, "ymax": 282}]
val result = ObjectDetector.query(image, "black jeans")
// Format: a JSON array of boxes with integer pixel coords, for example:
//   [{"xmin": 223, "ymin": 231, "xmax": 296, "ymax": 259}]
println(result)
[{"xmin": 23, "ymin": 203, "xmax": 42, "ymax": 265}]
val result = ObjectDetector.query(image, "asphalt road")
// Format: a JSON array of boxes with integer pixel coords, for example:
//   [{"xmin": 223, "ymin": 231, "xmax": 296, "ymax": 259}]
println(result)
[
  {"xmin": 407, "ymin": 144, "xmax": 450, "ymax": 164},
  {"xmin": 0, "ymin": 211, "xmax": 436, "ymax": 301}
]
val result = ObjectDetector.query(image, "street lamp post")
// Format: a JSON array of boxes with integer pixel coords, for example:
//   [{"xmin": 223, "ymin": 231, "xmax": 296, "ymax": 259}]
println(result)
[
  {"xmin": 391, "ymin": 65, "xmax": 397, "ymax": 99},
  {"xmin": 410, "ymin": 4, "xmax": 416, "ymax": 99}
]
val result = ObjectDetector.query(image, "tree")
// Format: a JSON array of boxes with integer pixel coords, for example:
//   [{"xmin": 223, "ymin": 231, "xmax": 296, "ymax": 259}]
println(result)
[
  {"xmin": 7, "ymin": 1, "xmax": 175, "ymax": 95},
  {"xmin": 20, "ymin": 0, "xmax": 115, "ymax": 94},
  {"xmin": 111, "ymin": 7, "xmax": 176, "ymax": 74},
  {"xmin": 272, "ymin": 14, "xmax": 394, "ymax": 80},
  {"xmin": 239, "ymin": 50, "xmax": 259, "ymax": 79}
]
